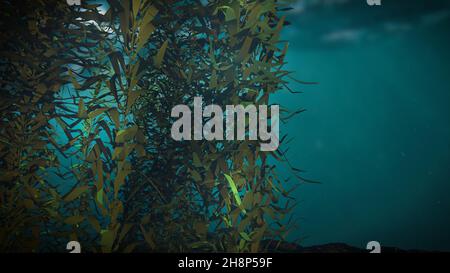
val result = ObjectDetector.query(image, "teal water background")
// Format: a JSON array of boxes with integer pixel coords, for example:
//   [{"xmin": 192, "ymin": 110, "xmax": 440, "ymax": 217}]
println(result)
[{"xmin": 277, "ymin": 0, "xmax": 450, "ymax": 251}]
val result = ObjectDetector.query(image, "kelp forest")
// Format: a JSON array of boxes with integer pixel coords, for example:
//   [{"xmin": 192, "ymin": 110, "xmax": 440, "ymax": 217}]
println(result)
[{"xmin": 0, "ymin": 0, "xmax": 309, "ymax": 252}]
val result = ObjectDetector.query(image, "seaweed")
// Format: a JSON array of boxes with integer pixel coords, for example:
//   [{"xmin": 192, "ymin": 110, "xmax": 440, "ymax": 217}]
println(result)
[{"xmin": 0, "ymin": 0, "xmax": 305, "ymax": 253}]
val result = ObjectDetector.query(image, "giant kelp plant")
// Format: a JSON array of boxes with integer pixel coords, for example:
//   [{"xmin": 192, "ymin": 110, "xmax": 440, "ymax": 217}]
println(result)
[{"xmin": 0, "ymin": 0, "xmax": 307, "ymax": 252}]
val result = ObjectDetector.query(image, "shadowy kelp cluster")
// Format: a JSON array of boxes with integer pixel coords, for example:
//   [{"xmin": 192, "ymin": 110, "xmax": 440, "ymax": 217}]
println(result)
[{"xmin": 0, "ymin": 0, "xmax": 306, "ymax": 252}]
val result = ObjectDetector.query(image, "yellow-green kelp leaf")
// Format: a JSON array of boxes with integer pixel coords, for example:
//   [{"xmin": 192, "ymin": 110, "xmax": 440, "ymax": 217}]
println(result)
[
  {"xmin": 108, "ymin": 108, "xmax": 120, "ymax": 128},
  {"xmin": 78, "ymin": 98, "xmax": 87, "ymax": 118},
  {"xmin": 100, "ymin": 228, "xmax": 116, "ymax": 253},
  {"xmin": 65, "ymin": 215, "xmax": 84, "ymax": 225},
  {"xmin": 154, "ymin": 40, "xmax": 168, "ymax": 68},
  {"xmin": 224, "ymin": 173, "xmax": 246, "ymax": 214},
  {"xmin": 96, "ymin": 190, "xmax": 104, "ymax": 206},
  {"xmin": 214, "ymin": 6, "xmax": 236, "ymax": 22},
  {"xmin": 115, "ymin": 125, "xmax": 138, "ymax": 143},
  {"xmin": 64, "ymin": 185, "xmax": 90, "ymax": 202},
  {"xmin": 88, "ymin": 108, "xmax": 108, "ymax": 119},
  {"xmin": 239, "ymin": 232, "xmax": 252, "ymax": 242}
]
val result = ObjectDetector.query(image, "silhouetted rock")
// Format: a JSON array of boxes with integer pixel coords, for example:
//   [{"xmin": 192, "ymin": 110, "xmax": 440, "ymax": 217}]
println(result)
[{"xmin": 262, "ymin": 240, "xmax": 438, "ymax": 253}]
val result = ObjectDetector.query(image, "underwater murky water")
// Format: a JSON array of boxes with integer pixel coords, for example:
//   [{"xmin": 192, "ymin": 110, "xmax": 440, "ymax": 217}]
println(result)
[{"xmin": 277, "ymin": 0, "xmax": 450, "ymax": 251}]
